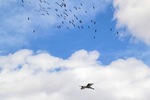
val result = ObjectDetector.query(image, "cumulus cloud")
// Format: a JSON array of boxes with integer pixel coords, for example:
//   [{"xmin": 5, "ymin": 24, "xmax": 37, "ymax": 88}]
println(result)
[
  {"xmin": 0, "ymin": 49, "xmax": 150, "ymax": 100},
  {"xmin": 113, "ymin": 0, "xmax": 150, "ymax": 45}
]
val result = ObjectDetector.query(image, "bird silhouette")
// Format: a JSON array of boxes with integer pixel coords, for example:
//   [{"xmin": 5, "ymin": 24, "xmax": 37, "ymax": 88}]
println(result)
[
  {"xmin": 33, "ymin": 30, "xmax": 35, "ymax": 33},
  {"xmin": 79, "ymin": 20, "xmax": 82, "ymax": 23},
  {"xmin": 110, "ymin": 28, "xmax": 112, "ymax": 31},
  {"xmin": 80, "ymin": 83, "xmax": 94, "ymax": 90},
  {"xmin": 93, "ymin": 6, "xmax": 95, "ymax": 9},
  {"xmin": 95, "ymin": 29, "xmax": 97, "ymax": 32}
]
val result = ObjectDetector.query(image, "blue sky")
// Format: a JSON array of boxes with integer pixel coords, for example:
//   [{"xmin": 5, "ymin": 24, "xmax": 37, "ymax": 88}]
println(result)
[{"xmin": 0, "ymin": 0, "xmax": 150, "ymax": 100}]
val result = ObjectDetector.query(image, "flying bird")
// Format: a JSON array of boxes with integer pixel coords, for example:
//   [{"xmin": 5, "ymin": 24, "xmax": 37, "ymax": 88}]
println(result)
[
  {"xmin": 55, "ymin": 9, "xmax": 58, "ymax": 11},
  {"xmin": 63, "ymin": 3, "xmax": 66, "ymax": 7},
  {"xmin": 95, "ymin": 29, "xmax": 97, "ymax": 32},
  {"xmin": 74, "ymin": 7, "xmax": 78, "ymax": 10},
  {"xmin": 78, "ymin": 26, "xmax": 80, "ymax": 29},
  {"xmin": 39, "ymin": 0, "xmax": 42, "ymax": 3},
  {"xmin": 67, "ymin": 27, "xmax": 69, "ymax": 29},
  {"xmin": 79, "ymin": 20, "xmax": 82, "ymax": 23},
  {"xmin": 21, "ymin": 4, "xmax": 24, "ymax": 7},
  {"xmin": 80, "ymin": 83, "xmax": 94, "ymax": 90},
  {"xmin": 93, "ymin": 6, "xmax": 95, "ymax": 9},
  {"xmin": 33, "ymin": 30, "xmax": 35, "ymax": 33}
]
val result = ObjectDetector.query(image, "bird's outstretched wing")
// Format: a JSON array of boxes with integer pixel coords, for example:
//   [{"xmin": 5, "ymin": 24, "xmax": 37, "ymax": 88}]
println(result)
[{"xmin": 87, "ymin": 83, "xmax": 93, "ymax": 87}]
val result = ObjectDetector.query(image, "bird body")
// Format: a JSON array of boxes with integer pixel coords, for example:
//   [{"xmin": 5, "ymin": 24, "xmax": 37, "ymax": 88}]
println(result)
[{"xmin": 80, "ymin": 83, "xmax": 94, "ymax": 90}]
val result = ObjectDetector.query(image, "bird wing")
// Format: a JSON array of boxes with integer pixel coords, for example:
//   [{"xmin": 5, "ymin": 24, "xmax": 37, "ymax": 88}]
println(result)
[{"xmin": 87, "ymin": 83, "xmax": 93, "ymax": 87}]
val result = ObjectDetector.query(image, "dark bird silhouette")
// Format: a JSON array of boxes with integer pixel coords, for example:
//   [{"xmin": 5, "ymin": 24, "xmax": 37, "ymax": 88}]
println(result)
[
  {"xmin": 74, "ymin": 7, "xmax": 78, "ymax": 10},
  {"xmin": 46, "ymin": 12, "xmax": 49, "ymax": 15},
  {"xmin": 56, "ymin": 14, "xmax": 60, "ymax": 17},
  {"xmin": 69, "ymin": 9, "xmax": 72, "ymax": 12},
  {"xmin": 94, "ymin": 21, "xmax": 96, "ymax": 25},
  {"xmin": 72, "ymin": 23, "xmax": 75, "ymax": 27},
  {"xmin": 110, "ymin": 28, "xmax": 112, "ymax": 31},
  {"xmin": 61, "ymin": 2, "xmax": 66, "ymax": 7},
  {"xmin": 64, "ymin": 9, "xmax": 67, "ymax": 11},
  {"xmin": 63, "ymin": 12, "xmax": 68, "ymax": 16},
  {"xmin": 33, "ymin": 30, "xmax": 35, "ymax": 33},
  {"xmin": 88, "ymin": 26, "xmax": 90, "ymax": 28},
  {"xmin": 79, "ymin": 20, "xmax": 82, "ymax": 23},
  {"xmin": 21, "ymin": 4, "xmax": 24, "ymax": 7},
  {"xmin": 69, "ymin": 20, "xmax": 72, "ymax": 24},
  {"xmin": 85, "ymin": 11, "xmax": 87, "ymax": 13},
  {"xmin": 57, "ymin": 25, "xmax": 61, "ymax": 29},
  {"xmin": 93, "ymin": 6, "xmax": 95, "ymax": 9},
  {"xmin": 56, "ymin": 2, "xmax": 62, "ymax": 7},
  {"xmin": 27, "ymin": 17, "xmax": 29, "ymax": 20},
  {"xmin": 21, "ymin": 0, "xmax": 24, "ymax": 3},
  {"xmin": 95, "ymin": 29, "xmax": 97, "ymax": 32},
  {"xmin": 39, "ymin": 0, "xmax": 42, "ymax": 3},
  {"xmin": 55, "ymin": 9, "xmax": 58, "ymax": 11},
  {"xmin": 74, "ymin": 14, "xmax": 76, "ymax": 17},
  {"xmin": 78, "ymin": 26, "xmax": 80, "ymax": 29},
  {"xmin": 63, "ymin": 3, "xmax": 66, "ymax": 7},
  {"xmin": 80, "ymin": 3, "xmax": 83, "ymax": 6},
  {"xmin": 80, "ymin": 83, "xmax": 94, "ymax": 90},
  {"xmin": 43, "ymin": 0, "xmax": 47, "ymax": 3},
  {"xmin": 74, "ymin": 15, "xmax": 78, "ymax": 20}
]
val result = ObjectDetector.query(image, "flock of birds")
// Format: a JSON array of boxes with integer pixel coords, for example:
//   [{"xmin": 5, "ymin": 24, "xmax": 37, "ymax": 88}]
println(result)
[
  {"xmin": 20, "ymin": 0, "xmax": 109, "ymax": 39},
  {"xmin": 21, "ymin": 0, "xmax": 119, "ymax": 39}
]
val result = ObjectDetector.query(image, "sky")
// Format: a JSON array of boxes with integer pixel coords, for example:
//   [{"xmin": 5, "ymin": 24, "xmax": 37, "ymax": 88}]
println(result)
[{"xmin": 0, "ymin": 0, "xmax": 150, "ymax": 100}]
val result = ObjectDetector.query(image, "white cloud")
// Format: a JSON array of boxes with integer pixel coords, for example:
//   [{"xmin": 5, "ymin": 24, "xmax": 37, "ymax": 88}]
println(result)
[
  {"xmin": 0, "ymin": 49, "xmax": 150, "ymax": 100},
  {"xmin": 113, "ymin": 0, "xmax": 150, "ymax": 45}
]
